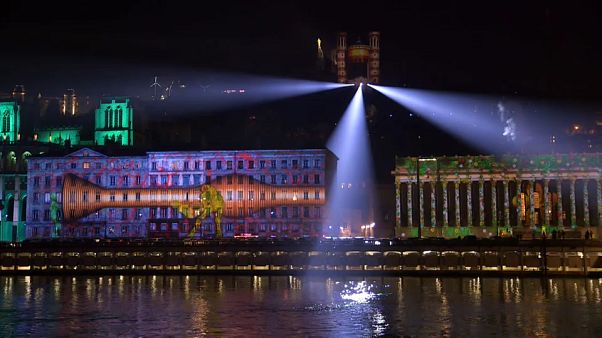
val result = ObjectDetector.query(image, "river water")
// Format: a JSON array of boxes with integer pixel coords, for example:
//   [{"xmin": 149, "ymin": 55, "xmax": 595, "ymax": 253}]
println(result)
[{"xmin": 1, "ymin": 275, "xmax": 602, "ymax": 337}]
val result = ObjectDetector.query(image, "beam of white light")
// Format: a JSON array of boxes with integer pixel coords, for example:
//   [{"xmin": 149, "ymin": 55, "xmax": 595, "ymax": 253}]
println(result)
[
  {"xmin": 326, "ymin": 84, "xmax": 375, "ymax": 233},
  {"xmin": 369, "ymin": 84, "xmax": 515, "ymax": 153}
]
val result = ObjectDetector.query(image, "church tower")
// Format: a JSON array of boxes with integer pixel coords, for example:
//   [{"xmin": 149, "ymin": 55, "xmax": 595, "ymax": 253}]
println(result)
[
  {"xmin": 94, "ymin": 97, "xmax": 133, "ymax": 146},
  {"xmin": 0, "ymin": 100, "xmax": 20, "ymax": 143}
]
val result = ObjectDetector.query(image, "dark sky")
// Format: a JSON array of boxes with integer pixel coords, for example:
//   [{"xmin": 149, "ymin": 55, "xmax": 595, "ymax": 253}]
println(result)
[{"xmin": 2, "ymin": 0, "xmax": 601, "ymax": 98}]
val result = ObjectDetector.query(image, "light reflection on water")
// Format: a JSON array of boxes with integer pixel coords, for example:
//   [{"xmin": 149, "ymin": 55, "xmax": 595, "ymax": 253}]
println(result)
[{"xmin": 1, "ymin": 276, "xmax": 602, "ymax": 337}]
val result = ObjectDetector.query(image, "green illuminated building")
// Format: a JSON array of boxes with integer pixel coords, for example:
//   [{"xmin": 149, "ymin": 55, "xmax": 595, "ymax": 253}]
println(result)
[
  {"xmin": 94, "ymin": 97, "xmax": 133, "ymax": 146},
  {"xmin": 0, "ymin": 101, "xmax": 20, "ymax": 143},
  {"xmin": 35, "ymin": 127, "xmax": 81, "ymax": 146}
]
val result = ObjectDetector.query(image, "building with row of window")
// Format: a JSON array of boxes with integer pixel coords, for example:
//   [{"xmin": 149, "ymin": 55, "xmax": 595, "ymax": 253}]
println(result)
[
  {"xmin": 26, "ymin": 148, "xmax": 336, "ymax": 239},
  {"xmin": 393, "ymin": 153, "xmax": 602, "ymax": 238}
]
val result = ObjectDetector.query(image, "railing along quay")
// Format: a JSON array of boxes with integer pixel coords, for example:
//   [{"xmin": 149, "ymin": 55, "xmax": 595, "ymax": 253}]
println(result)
[{"xmin": 1, "ymin": 238, "xmax": 601, "ymax": 277}]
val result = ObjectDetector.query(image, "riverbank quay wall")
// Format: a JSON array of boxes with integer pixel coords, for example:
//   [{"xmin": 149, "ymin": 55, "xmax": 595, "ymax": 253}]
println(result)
[{"xmin": 2, "ymin": 239, "xmax": 602, "ymax": 277}]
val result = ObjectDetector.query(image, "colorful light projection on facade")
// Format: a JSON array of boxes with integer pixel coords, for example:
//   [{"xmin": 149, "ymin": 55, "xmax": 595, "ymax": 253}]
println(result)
[
  {"xmin": 336, "ymin": 32, "xmax": 380, "ymax": 84},
  {"xmin": 94, "ymin": 97, "xmax": 133, "ymax": 146},
  {"xmin": 0, "ymin": 101, "xmax": 20, "ymax": 143}
]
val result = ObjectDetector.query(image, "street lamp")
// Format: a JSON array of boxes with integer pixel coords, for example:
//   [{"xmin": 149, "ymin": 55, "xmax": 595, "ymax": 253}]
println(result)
[{"xmin": 416, "ymin": 157, "xmax": 438, "ymax": 239}]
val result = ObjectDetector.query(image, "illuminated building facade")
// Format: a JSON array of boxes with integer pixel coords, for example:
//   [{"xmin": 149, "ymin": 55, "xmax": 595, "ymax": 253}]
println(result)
[
  {"xmin": 0, "ymin": 100, "xmax": 20, "ymax": 143},
  {"xmin": 34, "ymin": 127, "xmax": 81, "ymax": 146},
  {"xmin": 394, "ymin": 154, "xmax": 602, "ymax": 238},
  {"xmin": 336, "ymin": 31, "xmax": 380, "ymax": 84},
  {"xmin": 94, "ymin": 97, "xmax": 133, "ymax": 146},
  {"xmin": 26, "ymin": 148, "xmax": 336, "ymax": 239},
  {"xmin": 60, "ymin": 89, "xmax": 78, "ymax": 115}
]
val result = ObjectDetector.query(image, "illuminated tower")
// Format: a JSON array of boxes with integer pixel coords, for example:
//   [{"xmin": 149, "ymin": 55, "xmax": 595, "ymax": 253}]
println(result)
[
  {"xmin": 336, "ymin": 32, "xmax": 347, "ymax": 83},
  {"xmin": 316, "ymin": 38, "xmax": 325, "ymax": 71},
  {"xmin": 368, "ymin": 32, "xmax": 380, "ymax": 84},
  {"xmin": 60, "ymin": 89, "xmax": 78, "ymax": 115},
  {"xmin": 11, "ymin": 85, "xmax": 25, "ymax": 103},
  {"xmin": 94, "ymin": 97, "xmax": 133, "ymax": 146},
  {"xmin": 0, "ymin": 100, "xmax": 20, "ymax": 143}
]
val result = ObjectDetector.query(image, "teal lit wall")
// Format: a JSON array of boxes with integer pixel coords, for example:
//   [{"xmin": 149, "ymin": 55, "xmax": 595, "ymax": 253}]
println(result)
[
  {"xmin": 0, "ymin": 101, "xmax": 20, "ymax": 142},
  {"xmin": 94, "ymin": 97, "xmax": 133, "ymax": 146},
  {"xmin": 36, "ymin": 128, "xmax": 80, "ymax": 146}
]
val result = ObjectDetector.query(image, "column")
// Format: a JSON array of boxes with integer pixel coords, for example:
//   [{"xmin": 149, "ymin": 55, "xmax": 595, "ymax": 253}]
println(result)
[
  {"xmin": 395, "ymin": 182, "xmax": 401, "ymax": 230},
  {"xmin": 592, "ymin": 178, "xmax": 602, "ymax": 226},
  {"xmin": 419, "ymin": 182, "xmax": 425, "ymax": 228},
  {"xmin": 529, "ymin": 181, "xmax": 536, "ymax": 227},
  {"xmin": 584, "ymin": 179, "xmax": 589, "ymax": 227},
  {"xmin": 407, "ymin": 182, "xmax": 413, "ymax": 227},
  {"xmin": 13, "ymin": 176, "xmax": 20, "ymax": 223},
  {"xmin": 442, "ymin": 180, "xmax": 448, "ymax": 227},
  {"xmin": 557, "ymin": 179, "xmax": 563, "ymax": 227},
  {"xmin": 570, "ymin": 179, "xmax": 576, "ymax": 227},
  {"xmin": 491, "ymin": 179, "xmax": 497, "ymax": 227},
  {"xmin": 467, "ymin": 181, "xmax": 473, "ymax": 227},
  {"xmin": 503, "ymin": 180, "xmax": 510, "ymax": 227},
  {"xmin": 430, "ymin": 182, "xmax": 436, "ymax": 227},
  {"xmin": 543, "ymin": 179, "xmax": 550, "ymax": 226},
  {"xmin": 479, "ymin": 180, "xmax": 485, "ymax": 226},
  {"xmin": 454, "ymin": 181, "xmax": 460, "ymax": 226}
]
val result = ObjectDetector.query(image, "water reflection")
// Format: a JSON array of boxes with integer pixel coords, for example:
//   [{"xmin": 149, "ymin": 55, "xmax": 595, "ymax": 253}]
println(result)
[{"xmin": 1, "ymin": 276, "xmax": 602, "ymax": 336}]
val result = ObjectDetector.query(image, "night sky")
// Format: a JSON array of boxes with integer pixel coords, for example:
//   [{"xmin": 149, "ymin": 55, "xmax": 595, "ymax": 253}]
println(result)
[{"xmin": 3, "ymin": 0, "xmax": 601, "ymax": 98}]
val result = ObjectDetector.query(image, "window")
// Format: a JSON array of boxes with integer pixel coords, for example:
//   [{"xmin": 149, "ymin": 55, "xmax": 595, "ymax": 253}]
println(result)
[
  {"xmin": 248, "ymin": 191, "xmax": 254, "ymax": 200},
  {"xmin": 293, "ymin": 175, "xmax": 298, "ymax": 184},
  {"xmin": 184, "ymin": 161, "xmax": 189, "ymax": 170},
  {"xmin": 216, "ymin": 176, "xmax": 222, "ymax": 184},
  {"xmin": 248, "ymin": 175, "xmax": 254, "ymax": 184},
  {"xmin": 71, "ymin": 163, "xmax": 77, "ymax": 169},
  {"xmin": 83, "ymin": 191, "xmax": 88, "ymax": 202},
  {"xmin": 315, "ymin": 190, "xmax": 320, "ymax": 200},
  {"xmin": 161, "ymin": 175, "xmax": 167, "ymax": 185},
  {"xmin": 56, "ymin": 176, "xmax": 62, "ymax": 187},
  {"xmin": 270, "ymin": 175, "xmax": 276, "ymax": 184},
  {"xmin": 194, "ymin": 161, "xmax": 200, "ymax": 170},
  {"xmin": 96, "ymin": 162, "xmax": 102, "ymax": 169},
  {"xmin": 216, "ymin": 161, "xmax": 222, "ymax": 170},
  {"xmin": 123, "ymin": 176, "xmax": 130, "ymax": 187},
  {"xmin": 249, "ymin": 161, "xmax": 255, "ymax": 169},
  {"xmin": 123, "ymin": 193, "xmax": 128, "ymax": 201},
  {"xmin": 282, "ymin": 224, "xmax": 288, "ymax": 231},
  {"xmin": 281, "ymin": 175, "xmax": 287, "ymax": 184},
  {"xmin": 270, "ymin": 224, "xmax": 278, "ymax": 232},
  {"xmin": 225, "ymin": 223, "xmax": 234, "ymax": 232},
  {"xmin": 260, "ymin": 192, "xmax": 265, "ymax": 200},
  {"xmin": 110, "ymin": 193, "xmax": 115, "ymax": 202},
  {"xmin": 315, "ymin": 207, "xmax": 321, "ymax": 218},
  {"xmin": 136, "ymin": 175, "xmax": 141, "ymax": 185},
  {"xmin": 96, "ymin": 191, "xmax": 101, "ymax": 201},
  {"xmin": 121, "ymin": 225, "xmax": 128, "ymax": 234},
  {"xmin": 248, "ymin": 208, "xmax": 254, "ymax": 217},
  {"xmin": 32, "ymin": 210, "xmax": 39, "ymax": 221},
  {"xmin": 314, "ymin": 159, "xmax": 320, "ymax": 168},
  {"xmin": 260, "ymin": 160, "xmax": 265, "ymax": 169},
  {"xmin": 270, "ymin": 208, "xmax": 276, "ymax": 218},
  {"xmin": 237, "ymin": 160, "xmax": 243, "ymax": 169},
  {"xmin": 135, "ymin": 208, "xmax": 142, "ymax": 220},
  {"xmin": 314, "ymin": 174, "xmax": 320, "ymax": 184},
  {"xmin": 136, "ymin": 192, "xmax": 141, "ymax": 201},
  {"xmin": 33, "ymin": 192, "xmax": 40, "ymax": 202},
  {"xmin": 227, "ymin": 191, "xmax": 233, "ymax": 201},
  {"xmin": 44, "ymin": 176, "xmax": 51, "ymax": 187},
  {"xmin": 238, "ymin": 175, "xmax": 243, "ymax": 184},
  {"xmin": 260, "ymin": 209, "xmax": 266, "ymax": 217},
  {"xmin": 227, "ymin": 161, "xmax": 233, "ymax": 170},
  {"xmin": 43, "ymin": 210, "xmax": 50, "ymax": 221},
  {"xmin": 292, "ymin": 160, "xmax": 298, "ymax": 169},
  {"xmin": 205, "ymin": 161, "xmax": 211, "ymax": 170},
  {"xmin": 303, "ymin": 160, "xmax": 309, "ymax": 168},
  {"xmin": 271, "ymin": 160, "xmax": 276, "ymax": 168},
  {"xmin": 110, "ymin": 176, "xmax": 116, "ymax": 186},
  {"xmin": 260, "ymin": 175, "xmax": 265, "ymax": 183},
  {"xmin": 303, "ymin": 175, "xmax": 309, "ymax": 184},
  {"xmin": 206, "ymin": 175, "xmax": 211, "ymax": 183},
  {"xmin": 121, "ymin": 209, "xmax": 128, "ymax": 220},
  {"xmin": 281, "ymin": 160, "xmax": 287, "ymax": 168},
  {"xmin": 293, "ymin": 207, "xmax": 299, "ymax": 218},
  {"xmin": 83, "ymin": 162, "xmax": 90, "ymax": 169},
  {"xmin": 227, "ymin": 175, "xmax": 233, "ymax": 184},
  {"xmin": 260, "ymin": 223, "xmax": 267, "ymax": 232},
  {"xmin": 56, "ymin": 193, "xmax": 62, "ymax": 203},
  {"xmin": 237, "ymin": 191, "xmax": 243, "ymax": 200},
  {"xmin": 96, "ymin": 176, "xmax": 102, "ymax": 185},
  {"xmin": 303, "ymin": 207, "xmax": 310, "ymax": 217},
  {"xmin": 304, "ymin": 191, "xmax": 309, "ymax": 200},
  {"xmin": 282, "ymin": 207, "xmax": 288, "ymax": 218},
  {"xmin": 44, "ymin": 192, "xmax": 51, "ymax": 203},
  {"xmin": 160, "ymin": 207, "xmax": 167, "ymax": 218},
  {"xmin": 238, "ymin": 208, "xmax": 244, "ymax": 217},
  {"xmin": 33, "ymin": 177, "xmax": 40, "ymax": 187},
  {"xmin": 194, "ymin": 175, "xmax": 202, "ymax": 185},
  {"xmin": 271, "ymin": 192, "xmax": 276, "ymax": 200}
]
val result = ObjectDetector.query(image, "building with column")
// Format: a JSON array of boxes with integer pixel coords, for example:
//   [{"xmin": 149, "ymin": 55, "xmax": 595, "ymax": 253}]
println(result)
[
  {"xmin": 393, "ymin": 154, "xmax": 602, "ymax": 239},
  {"xmin": 26, "ymin": 147, "xmax": 336, "ymax": 239}
]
